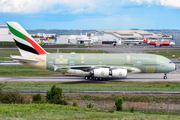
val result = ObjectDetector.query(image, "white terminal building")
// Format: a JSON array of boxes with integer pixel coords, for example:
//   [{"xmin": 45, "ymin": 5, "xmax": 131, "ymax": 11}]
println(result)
[
  {"xmin": 56, "ymin": 30, "xmax": 172, "ymax": 45},
  {"xmin": 0, "ymin": 24, "xmax": 13, "ymax": 41},
  {"xmin": 30, "ymin": 33, "xmax": 56, "ymax": 38},
  {"xmin": 56, "ymin": 33, "xmax": 93, "ymax": 44},
  {"xmin": 95, "ymin": 30, "xmax": 172, "ymax": 45},
  {"xmin": 0, "ymin": 24, "xmax": 176, "ymax": 45}
]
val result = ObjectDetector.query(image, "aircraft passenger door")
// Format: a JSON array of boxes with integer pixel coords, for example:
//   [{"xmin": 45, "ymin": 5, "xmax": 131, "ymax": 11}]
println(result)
[
  {"xmin": 69, "ymin": 54, "xmax": 78, "ymax": 66},
  {"xmin": 160, "ymin": 61, "xmax": 165, "ymax": 68},
  {"xmin": 69, "ymin": 61, "xmax": 75, "ymax": 66},
  {"xmin": 137, "ymin": 61, "xmax": 142, "ymax": 66}
]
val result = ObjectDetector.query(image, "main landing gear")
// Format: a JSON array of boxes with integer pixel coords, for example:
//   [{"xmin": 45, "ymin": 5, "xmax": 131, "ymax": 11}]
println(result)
[
  {"xmin": 163, "ymin": 73, "xmax": 168, "ymax": 79},
  {"xmin": 84, "ymin": 75, "xmax": 102, "ymax": 81}
]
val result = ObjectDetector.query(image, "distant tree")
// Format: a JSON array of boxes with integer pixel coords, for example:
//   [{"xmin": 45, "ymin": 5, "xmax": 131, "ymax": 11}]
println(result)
[
  {"xmin": 87, "ymin": 103, "xmax": 94, "ymax": 108},
  {"xmin": 115, "ymin": 98, "xmax": 123, "ymax": 111},
  {"xmin": 0, "ymin": 90, "xmax": 24, "ymax": 104},
  {"xmin": 130, "ymin": 106, "xmax": 135, "ymax": 113},
  {"xmin": 46, "ymin": 85, "xmax": 67, "ymax": 105},
  {"xmin": 33, "ymin": 94, "xmax": 42, "ymax": 102},
  {"xmin": 72, "ymin": 99, "xmax": 78, "ymax": 107},
  {"xmin": 0, "ymin": 82, "xmax": 7, "ymax": 100},
  {"xmin": 0, "ymin": 82, "xmax": 7, "ymax": 92}
]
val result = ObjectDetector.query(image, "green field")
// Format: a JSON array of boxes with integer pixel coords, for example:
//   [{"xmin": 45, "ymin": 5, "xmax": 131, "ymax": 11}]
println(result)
[
  {"xmin": 145, "ymin": 49, "xmax": 180, "ymax": 59},
  {"xmin": 63, "ymin": 93, "xmax": 180, "ymax": 104},
  {"xmin": 20, "ymin": 93, "xmax": 179, "ymax": 104},
  {"xmin": 2, "ymin": 81, "xmax": 180, "ymax": 92},
  {"xmin": 0, "ymin": 42, "xmax": 16, "ymax": 47},
  {"xmin": 0, "ymin": 104, "xmax": 179, "ymax": 120},
  {"xmin": 46, "ymin": 49, "xmax": 107, "ymax": 54},
  {"xmin": 3, "ymin": 81, "xmax": 180, "ymax": 88},
  {"xmin": 41, "ymin": 44, "xmax": 93, "ymax": 48},
  {"xmin": 0, "ymin": 49, "xmax": 20, "ymax": 61},
  {"xmin": 0, "ymin": 65, "xmax": 57, "ymax": 76},
  {"xmin": 0, "ymin": 42, "xmax": 93, "ymax": 48}
]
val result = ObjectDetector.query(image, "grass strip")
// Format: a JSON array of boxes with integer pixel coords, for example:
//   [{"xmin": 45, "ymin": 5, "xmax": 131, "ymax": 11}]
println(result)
[
  {"xmin": 144, "ymin": 49, "xmax": 180, "ymax": 59},
  {"xmin": 2, "ymin": 81, "xmax": 180, "ymax": 89},
  {"xmin": 0, "ymin": 104, "xmax": 179, "ymax": 120},
  {"xmin": 0, "ymin": 66, "xmax": 57, "ymax": 76}
]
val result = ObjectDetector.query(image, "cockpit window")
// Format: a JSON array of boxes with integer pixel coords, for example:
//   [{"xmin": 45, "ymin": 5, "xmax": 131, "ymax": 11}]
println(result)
[{"xmin": 169, "ymin": 61, "xmax": 173, "ymax": 63}]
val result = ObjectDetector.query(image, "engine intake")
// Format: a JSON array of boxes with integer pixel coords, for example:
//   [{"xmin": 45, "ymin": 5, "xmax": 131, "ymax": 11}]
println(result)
[
  {"xmin": 93, "ymin": 68, "xmax": 109, "ymax": 78},
  {"xmin": 92, "ymin": 68, "xmax": 127, "ymax": 78},
  {"xmin": 111, "ymin": 69, "xmax": 127, "ymax": 78}
]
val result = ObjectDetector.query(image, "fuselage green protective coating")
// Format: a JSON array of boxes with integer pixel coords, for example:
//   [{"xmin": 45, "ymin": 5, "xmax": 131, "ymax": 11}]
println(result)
[{"xmin": 46, "ymin": 53, "xmax": 175, "ymax": 73}]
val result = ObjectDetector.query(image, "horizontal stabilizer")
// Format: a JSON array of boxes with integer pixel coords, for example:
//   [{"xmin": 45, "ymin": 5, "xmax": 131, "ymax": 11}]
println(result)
[{"xmin": 11, "ymin": 56, "xmax": 40, "ymax": 63}]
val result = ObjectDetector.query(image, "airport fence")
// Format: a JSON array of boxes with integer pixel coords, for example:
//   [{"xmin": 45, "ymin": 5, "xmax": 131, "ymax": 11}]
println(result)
[
  {"xmin": 71, "ymin": 99, "xmax": 180, "ymax": 113},
  {"xmin": 3, "ymin": 86, "xmax": 180, "ymax": 92},
  {"xmin": 0, "ymin": 42, "xmax": 16, "ymax": 46}
]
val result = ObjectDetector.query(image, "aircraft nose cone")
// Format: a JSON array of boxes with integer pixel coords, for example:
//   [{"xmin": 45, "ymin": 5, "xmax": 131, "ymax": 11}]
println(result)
[
  {"xmin": 170, "ymin": 42, "xmax": 175, "ymax": 45},
  {"xmin": 175, "ymin": 65, "xmax": 177, "ymax": 70}
]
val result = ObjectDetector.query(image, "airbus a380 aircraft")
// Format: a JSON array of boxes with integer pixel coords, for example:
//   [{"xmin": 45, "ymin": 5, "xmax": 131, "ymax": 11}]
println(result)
[{"xmin": 7, "ymin": 22, "xmax": 177, "ymax": 80}]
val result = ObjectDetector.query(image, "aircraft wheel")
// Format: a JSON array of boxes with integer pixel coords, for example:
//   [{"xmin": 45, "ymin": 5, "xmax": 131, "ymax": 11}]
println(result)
[
  {"xmin": 163, "ymin": 76, "xmax": 167, "ymax": 79},
  {"xmin": 89, "ymin": 77, "xmax": 92, "ymax": 80},
  {"xmin": 85, "ymin": 76, "xmax": 89, "ymax": 80},
  {"xmin": 95, "ymin": 77, "xmax": 99, "ymax": 81},
  {"xmin": 99, "ymin": 78, "xmax": 102, "ymax": 80}
]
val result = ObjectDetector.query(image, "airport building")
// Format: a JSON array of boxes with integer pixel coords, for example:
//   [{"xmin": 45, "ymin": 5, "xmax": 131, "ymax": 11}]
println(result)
[
  {"xmin": 172, "ymin": 33, "xmax": 180, "ymax": 46},
  {"xmin": 0, "ymin": 24, "xmax": 173, "ymax": 45},
  {"xmin": 30, "ymin": 33, "xmax": 56, "ymax": 38},
  {"xmin": 56, "ymin": 34, "xmax": 93, "ymax": 44},
  {"xmin": 0, "ymin": 24, "xmax": 13, "ymax": 41},
  {"xmin": 91, "ymin": 32, "xmax": 121, "ymax": 45},
  {"xmin": 96, "ymin": 30, "xmax": 172, "ymax": 45},
  {"xmin": 46, "ymin": 30, "xmax": 172, "ymax": 45}
]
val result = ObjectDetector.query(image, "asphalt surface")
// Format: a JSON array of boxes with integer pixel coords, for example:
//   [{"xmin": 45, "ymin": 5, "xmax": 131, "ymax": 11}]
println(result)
[
  {"xmin": 20, "ymin": 91, "xmax": 180, "ymax": 94},
  {"xmin": 0, "ymin": 72, "xmax": 179, "ymax": 82}
]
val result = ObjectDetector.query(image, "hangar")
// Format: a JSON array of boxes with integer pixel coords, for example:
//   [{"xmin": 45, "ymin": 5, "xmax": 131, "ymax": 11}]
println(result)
[
  {"xmin": 96, "ymin": 30, "xmax": 172, "ymax": 45},
  {"xmin": 172, "ymin": 33, "xmax": 180, "ymax": 46},
  {"xmin": 0, "ymin": 24, "xmax": 173, "ymax": 45},
  {"xmin": 56, "ymin": 34, "xmax": 93, "ymax": 44},
  {"xmin": 0, "ymin": 24, "xmax": 13, "ymax": 41}
]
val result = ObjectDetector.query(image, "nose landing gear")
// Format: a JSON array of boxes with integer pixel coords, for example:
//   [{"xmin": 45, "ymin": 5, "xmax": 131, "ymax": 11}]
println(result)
[
  {"xmin": 163, "ymin": 73, "xmax": 168, "ymax": 79},
  {"xmin": 163, "ymin": 76, "xmax": 167, "ymax": 79}
]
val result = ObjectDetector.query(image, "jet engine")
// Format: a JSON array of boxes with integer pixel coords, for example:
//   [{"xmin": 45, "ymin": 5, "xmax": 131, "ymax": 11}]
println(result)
[
  {"xmin": 91, "ymin": 68, "xmax": 110, "ymax": 78},
  {"xmin": 110, "ymin": 69, "xmax": 127, "ymax": 78},
  {"xmin": 91, "ymin": 68, "xmax": 127, "ymax": 78}
]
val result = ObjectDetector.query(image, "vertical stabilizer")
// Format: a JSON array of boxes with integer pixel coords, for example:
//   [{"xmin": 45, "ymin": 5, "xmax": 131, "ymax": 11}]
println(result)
[
  {"xmin": 46, "ymin": 37, "xmax": 49, "ymax": 42},
  {"xmin": 7, "ymin": 22, "xmax": 47, "ymax": 57}
]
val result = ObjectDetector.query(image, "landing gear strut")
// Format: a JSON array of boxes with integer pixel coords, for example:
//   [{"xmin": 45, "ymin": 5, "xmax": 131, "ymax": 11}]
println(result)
[
  {"xmin": 163, "ymin": 73, "xmax": 167, "ymax": 79},
  {"xmin": 84, "ymin": 75, "xmax": 102, "ymax": 81}
]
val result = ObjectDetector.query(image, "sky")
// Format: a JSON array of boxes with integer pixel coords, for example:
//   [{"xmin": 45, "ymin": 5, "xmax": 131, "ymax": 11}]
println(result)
[{"xmin": 0, "ymin": 0, "xmax": 180, "ymax": 30}]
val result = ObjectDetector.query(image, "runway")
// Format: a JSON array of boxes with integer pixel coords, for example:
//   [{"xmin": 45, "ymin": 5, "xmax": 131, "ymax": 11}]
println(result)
[{"xmin": 0, "ymin": 72, "xmax": 180, "ymax": 82}]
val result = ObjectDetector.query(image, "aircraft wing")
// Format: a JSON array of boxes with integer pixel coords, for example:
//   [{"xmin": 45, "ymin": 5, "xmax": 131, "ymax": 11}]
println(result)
[{"xmin": 53, "ymin": 64, "xmax": 141, "ymax": 73}]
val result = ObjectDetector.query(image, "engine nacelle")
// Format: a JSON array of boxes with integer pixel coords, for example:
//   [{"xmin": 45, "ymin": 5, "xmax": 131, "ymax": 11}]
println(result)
[
  {"xmin": 93, "ymin": 68, "xmax": 109, "ymax": 78},
  {"xmin": 67, "ymin": 69, "xmax": 86, "ymax": 74},
  {"xmin": 110, "ymin": 69, "xmax": 127, "ymax": 78}
]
